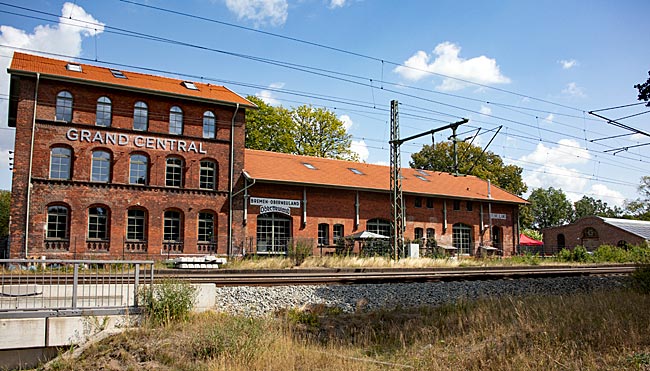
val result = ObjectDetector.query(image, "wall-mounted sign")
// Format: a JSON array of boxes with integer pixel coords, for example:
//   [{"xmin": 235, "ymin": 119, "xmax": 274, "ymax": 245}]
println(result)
[
  {"xmin": 250, "ymin": 197, "xmax": 300, "ymax": 208},
  {"xmin": 260, "ymin": 205, "xmax": 291, "ymax": 215},
  {"xmin": 65, "ymin": 128, "xmax": 207, "ymax": 154},
  {"xmin": 490, "ymin": 213, "xmax": 507, "ymax": 220}
]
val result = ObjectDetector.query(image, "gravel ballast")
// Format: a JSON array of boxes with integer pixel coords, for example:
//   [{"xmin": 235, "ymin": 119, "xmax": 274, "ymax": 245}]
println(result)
[{"xmin": 213, "ymin": 276, "xmax": 627, "ymax": 317}]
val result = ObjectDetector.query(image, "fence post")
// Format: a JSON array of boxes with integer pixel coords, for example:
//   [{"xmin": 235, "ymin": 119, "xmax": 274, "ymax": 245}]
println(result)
[
  {"xmin": 72, "ymin": 263, "xmax": 79, "ymax": 309},
  {"xmin": 133, "ymin": 263, "xmax": 140, "ymax": 307}
]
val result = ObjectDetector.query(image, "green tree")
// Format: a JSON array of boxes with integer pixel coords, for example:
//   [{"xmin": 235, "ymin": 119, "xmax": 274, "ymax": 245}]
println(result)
[
  {"xmin": 635, "ymin": 70, "xmax": 650, "ymax": 106},
  {"xmin": 245, "ymin": 97, "xmax": 357, "ymax": 160},
  {"xmin": 624, "ymin": 176, "xmax": 650, "ymax": 221},
  {"xmin": 245, "ymin": 96, "xmax": 296, "ymax": 153},
  {"xmin": 573, "ymin": 195, "xmax": 621, "ymax": 220},
  {"xmin": 527, "ymin": 187, "xmax": 573, "ymax": 229},
  {"xmin": 292, "ymin": 105, "xmax": 357, "ymax": 160},
  {"xmin": 410, "ymin": 141, "xmax": 527, "ymax": 196},
  {"xmin": 0, "ymin": 190, "xmax": 9, "ymax": 238}
]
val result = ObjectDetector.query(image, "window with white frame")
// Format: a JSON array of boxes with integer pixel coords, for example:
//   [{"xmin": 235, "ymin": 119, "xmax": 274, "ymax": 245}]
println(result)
[
  {"xmin": 91, "ymin": 150, "xmax": 111, "ymax": 182},
  {"xmin": 55, "ymin": 91, "xmax": 73, "ymax": 122},
  {"xmin": 165, "ymin": 157, "xmax": 184, "ymax": 187},
  {"xmin": 169, "ymin": 106, "xmax": 183, "ymax": 135},
  {"xmin": 95, "ymin": 96, "xmax": 112, "ymax": 127},
  {"xmin": 203, "ymin": 111, "xmax": 216, "ymax": 138},
  {"xmin": 133, "ymin": 101, "xmax": 148, "ymax": 131},
  {"xmin": 50, "ymin": 147, "xmax": 72, "ymax": 180}
]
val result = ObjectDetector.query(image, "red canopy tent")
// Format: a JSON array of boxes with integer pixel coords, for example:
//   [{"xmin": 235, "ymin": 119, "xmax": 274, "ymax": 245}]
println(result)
[{"xmin": 519, "ymin": 234, "xmax": 543, "ymax": 246}]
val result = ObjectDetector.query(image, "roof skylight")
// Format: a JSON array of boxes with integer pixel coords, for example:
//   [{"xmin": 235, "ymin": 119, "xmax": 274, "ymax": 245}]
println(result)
[
  {"xmin": 66, "ymin": 63, "xmax": 82, "ymax": 72},
  {"xmin": 110, "ymin": 69, "xmax": 127, "ymax": 79},
  {"xmin": 416, "ymin": 169, "xmax": 430, "ymax": 176},
  {"xmin": 302, "ymin": 163, "xmax": 317, "ymax": 170},
  {"xmin": 415, "ymin": 175, "xmax": 430, "ymax": 182},
  {"xmin": 348, "ymin": 168, "xmax": 364, "ymax": 175},
  {"xmin": 182, "ymin": 81, "xmax": 199, "ymax": 90}
]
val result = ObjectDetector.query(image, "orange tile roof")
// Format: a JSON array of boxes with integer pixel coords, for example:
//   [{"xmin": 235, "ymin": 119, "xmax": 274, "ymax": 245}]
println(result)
[
  {"xmin": 8, "ymin": 52, "xmax": 255, "ymax": 108},
  {"xmin": 244, "ymin": 149, "xmax": 528, "ymax": 204}
]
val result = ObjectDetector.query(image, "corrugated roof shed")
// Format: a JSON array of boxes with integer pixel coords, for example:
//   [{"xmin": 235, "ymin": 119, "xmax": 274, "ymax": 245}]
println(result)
[{"xmin": 602, "ymin": 218, "xmax": 650, "ymax": 240}]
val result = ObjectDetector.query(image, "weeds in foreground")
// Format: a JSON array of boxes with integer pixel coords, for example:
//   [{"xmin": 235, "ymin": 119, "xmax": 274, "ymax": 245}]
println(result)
[
  {"xmin": 46, "ymin": 289, "xmax": 650, "ymax": 371},
  {"xmin": 138, "ymin": 279, "xmax": 197, "ymax": 327}
]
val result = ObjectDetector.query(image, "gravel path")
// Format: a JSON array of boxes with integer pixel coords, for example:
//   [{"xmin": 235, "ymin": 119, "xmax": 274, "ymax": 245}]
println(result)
[{"xmin": 214, "ymin": 276, "xmax": 627, "ymax": 317}]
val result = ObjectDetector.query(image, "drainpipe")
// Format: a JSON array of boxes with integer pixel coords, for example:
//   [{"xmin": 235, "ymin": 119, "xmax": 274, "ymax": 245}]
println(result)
[
  {"xmin": 232, "ymin": 170, "xmax": 255, "ymax": 225},
  {"xmin": 24, "ymin": 73, "xmax": 40, "ymax": 258},
  {"xmin": 354, "ymin": 191, "xmax": 359, "ymax": 229},
  {"xmin": 227, "ymin": 103, "xmax": 240, "ymax": 257}
]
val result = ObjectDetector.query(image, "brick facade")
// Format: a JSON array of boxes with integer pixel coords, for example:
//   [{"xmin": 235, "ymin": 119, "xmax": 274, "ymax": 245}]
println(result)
[{"xmin": 542, "ymin": 216, "xmax": 647, "ymax": 252}]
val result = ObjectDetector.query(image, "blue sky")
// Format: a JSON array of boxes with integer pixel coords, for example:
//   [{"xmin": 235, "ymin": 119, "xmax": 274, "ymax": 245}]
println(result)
[{"xmin": 0, "ymin": 0, "xmax": 648, "ymax": 208}]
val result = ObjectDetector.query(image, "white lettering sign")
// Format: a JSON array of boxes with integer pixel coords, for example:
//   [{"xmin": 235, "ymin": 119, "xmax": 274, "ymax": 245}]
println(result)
[
  {"xmin": 490, "ymin": 213, "xmax": 507, "ymax": 220},
  {"xmin": 260, "ymin": 205, "xmax": 291, "ymax": 215},
  {"xmin": 65, "ymin": 128, "xmax": 207, "ymax": 154},
  {"xmin": 250, "ymin": 197, "xmax": 300, "ymax": 208}
]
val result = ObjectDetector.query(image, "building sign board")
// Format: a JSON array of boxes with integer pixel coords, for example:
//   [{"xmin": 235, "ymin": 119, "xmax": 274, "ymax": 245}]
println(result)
[
  {"xmin": 259, "ymin": 205, "xmax": 291, "ymax": 215},
  {"xmin": 250, "ymin": 197, "xmax": 300, "ymax": 208},
  {"xmin": 65, "ymin": 128, "xmax": 207, "ymax": 154},
  {"xmin": 490, "ymin": 213, "xmax": 507, "ymax": 220}
]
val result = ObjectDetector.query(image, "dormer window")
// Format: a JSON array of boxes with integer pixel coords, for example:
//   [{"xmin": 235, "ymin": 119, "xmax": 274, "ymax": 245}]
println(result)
[
  {"xmin": 66, "ymin": 63, "xmax": 82, "ymax": 72},
  {"xmin": 182, "ymin": 81, "xmax": 198, "ymax": 90}
]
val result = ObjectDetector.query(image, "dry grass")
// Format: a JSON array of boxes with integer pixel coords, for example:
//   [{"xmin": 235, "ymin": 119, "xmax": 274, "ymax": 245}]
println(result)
[{"xmin": 45, "ymin": 289, "xmax": 650, "ymax": 371}]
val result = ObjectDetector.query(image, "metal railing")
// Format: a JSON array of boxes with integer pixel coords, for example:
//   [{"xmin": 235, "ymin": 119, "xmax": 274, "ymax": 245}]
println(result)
[{"xmin": 0, "ymin": 259, "xmax": 154, "ymax": 318}]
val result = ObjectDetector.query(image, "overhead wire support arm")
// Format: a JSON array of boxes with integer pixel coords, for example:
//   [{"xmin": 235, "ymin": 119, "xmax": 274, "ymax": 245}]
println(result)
[{"xmin": 389, "ymin": 118, "xmax": 469, "ymax": 146}]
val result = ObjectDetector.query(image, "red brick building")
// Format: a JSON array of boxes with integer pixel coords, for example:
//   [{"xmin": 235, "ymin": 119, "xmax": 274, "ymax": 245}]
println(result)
[
  {"xmin": 7, "ymin": 52, "xmax": 254, "ymax": 259},
  {"xmin": 7, "ymin": 52, "xmax": 527, "ymax": 260},
  {"xmin": 542, "ymin": 217, "xmax": 650, "ymax": 252}
]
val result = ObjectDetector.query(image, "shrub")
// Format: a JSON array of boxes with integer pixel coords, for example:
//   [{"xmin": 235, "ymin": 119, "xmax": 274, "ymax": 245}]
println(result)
[
  {"xmin": 288, "ymin": 237, "xmax": 314, "ymax": 265},
  {"xmin": 556, "ymin": 246, "xmax": 591, "ymax": 263},
  {"xmin": 139, "ymin": 279, "xmax": 197, "ymax": 327},
  {"xmin": 629, "ymin": 265, "xmax": 650, "ymax": 294},
  {"xmin": 592, "ymin": 245, "xmax": 628, "ymax": 263}
]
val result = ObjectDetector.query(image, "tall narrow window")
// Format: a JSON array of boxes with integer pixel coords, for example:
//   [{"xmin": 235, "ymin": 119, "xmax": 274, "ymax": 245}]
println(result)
[
  {"xmin": 453, "ymin": 223, "xmax": 472, "ymax": 255},
  {"xmin": 55, "ymin": 91, "xmax": 73, "ymax": 122},
  {"xmin": 95, "ymin": 96, "xmax": 112, "ymax": 127},
  {"xmin": 163, "ymin": 210, "xmax": 182, "ymax": 242},
  {"xmin": 166, "ymin": 157, "xmax": 184, "ymax": 187},
  {"xmin": 318, "ymin": 223, "xmax": 329, "ymax": 246},
  {"xmin": 453, "ymin": 200, "xmax": 461, "ymax": 211},
  {"xmin": 414, "ymin": 197, "xmax": 422, "ymax": 208},
  {"xmin": 46, "ymin": 205, "xmax": 69, "ymax": 240},
  {"xmin": 199, "ymin": 160, "xmax": 216, "ymax": 190},
  {"xmin": 333, "ymin": 224, "xmax": 344, "ymax": 243},
  {"xmin": 426, "ymin": 198, "xmax": 434, "ymax": 209},
  {"xmin": 466, "ymin": 201, "xmax": 473, "ymax": 211},
  {"xmin": 203, "ymin": 111, "xmax": 216, "ymax": 138},
  {"xmin": 133, "ymin": 101, "xmax": 148, "ymax": 131},
  {"xmin": 88, "ymin": 206, "xmax": 109, "ymax": 240},
  {"xmin": 169, "ymin": 106, "xmax": 183, "ymax": 135},
  {"xmin": 426, "ymin": 228, "xmax": 435, "ymax": 240},
  {"xmin": 414, "ymin": 228, "xmax": 423, "ymax": 241},
  {"xmin": 198, "ymin": 212, "xmax": 215, "ymax": 242},
  {"xmin": 127, "ymin": 209, "xmax": 146, "ymax": 241},
  {"xmin": 50, "ymin": 147, "xmax": 72, "ymax": 180},
  {"xmin": 91, "ymin": 150, "xmax": 111, "ymax": 182},
  {"xmin": 129, "ymin": 154, "xmax": 148, "ymax": 185}
]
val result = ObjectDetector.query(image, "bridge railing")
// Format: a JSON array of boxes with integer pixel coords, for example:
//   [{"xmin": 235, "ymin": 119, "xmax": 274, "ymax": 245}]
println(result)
[{"xmin": 0, "ymin": 259, "xmax": 154, "ymax": 318}]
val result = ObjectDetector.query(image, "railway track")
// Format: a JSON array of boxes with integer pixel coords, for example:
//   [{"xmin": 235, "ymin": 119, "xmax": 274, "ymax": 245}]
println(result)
[{"xmin": 1, "ymin": 265, "xmax": 636, "ymax": 286}]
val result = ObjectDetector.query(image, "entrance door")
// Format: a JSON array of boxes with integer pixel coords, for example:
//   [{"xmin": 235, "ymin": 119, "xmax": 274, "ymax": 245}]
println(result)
[{"xmin": 256, "ymin": 213, "xmax": 292, "ymax": 254}]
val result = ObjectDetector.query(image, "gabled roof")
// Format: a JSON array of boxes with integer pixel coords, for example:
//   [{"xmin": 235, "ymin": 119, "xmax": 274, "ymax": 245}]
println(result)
[
  {"xmin": 8, "ymin": 52, "xmax": 255, "ymax": 108},
  {"xmin": 244, "ymin": 149, "xmax": 528, "ymax": 204},
  {"xmin": 602, "ymin": 218, "xmax": 650, "ymax": 240}
]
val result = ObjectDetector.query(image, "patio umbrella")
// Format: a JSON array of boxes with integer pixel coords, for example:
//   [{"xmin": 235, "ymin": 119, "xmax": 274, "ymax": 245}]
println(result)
[{"xmin": 345, "ymin": 230, "xmax": 390, "ymax": 240}]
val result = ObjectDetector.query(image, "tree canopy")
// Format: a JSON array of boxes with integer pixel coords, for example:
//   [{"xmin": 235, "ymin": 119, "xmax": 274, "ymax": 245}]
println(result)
[
  {"xmin": 0, "ymin": 190, "xmax": 9, "ymax": 238},
  {"xmin": 524, "ymin": 187, "xmax": 573, "ymax": 229},
  {"xmin": 635, "ymin": 70, "xmax": 650, "ymax": 107},
  {"xmin": 245, "ymin": 96, "xmax": 357, "ymax": 160},
  {"xmin": 410, "ymin": 141, "xmax": 527, "ymax": 196},
  {"xmin": 624, "ymin": 176, "xmax": 650, "ymax": 221},
  {"xmin": 573, "ymin": 195, "xmax": 622, "ymax": 221}
]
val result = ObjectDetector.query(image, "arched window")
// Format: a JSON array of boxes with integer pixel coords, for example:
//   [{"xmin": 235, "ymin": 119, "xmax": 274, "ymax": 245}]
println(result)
[
  {"xmin": 96, "ymin": 96, "xmax": 112, "ymax": 127},
  {"xmin": 333, "ymin": 224, "xmax": 344, "ymax": 243},
  {"xmin": 91, "ymin": 150, "xmax": 111, "ymax": 182},
  {"xmin": 88, "ymin": 206, "xmax": 109, "ymax": 240},
  {"xmin": 163, "ymin": 210, "xmax": 183, "ymax": 242},
  {"xmin": 582, "ymin": 227, "xmax": 598, "ymax": 239},
  {"xmin": 199, "ymin": 160, "xmax": 216, "ymax": 190},
  {"xmin": 557, "ymin": 234, "xmax": 566, "ymax": 249},
  {"xmin": 129, "ymin": 154, "xmax": 148, "ymax": 185},
  {"xmin": 133, "ymin": 101, "xmax": 148, "ymax": 131},
  {"xmin": 198, "ymin": 211, "xmax": 215, "ymax": 243},
  {"xmin": 165, "ymin": 157, "xmax": 184, "ymax": 187},
  {"xmin": 169, "ymin": 106, "xmax": 183, "ymax": 135},
  {"xmin": 203, "ymin": 111, "xmax": 216, "ymax": 138},
  {"xmin": 46, "ymin": 205, "xmax": 69, "ymax": 240},
  {"xmin": 50, "ymin": 146, "xmax": 72, "ymax": 180},
  {"xmin": 426, "ymin": 228, "xmax": 435, "ymax": 240},
  {"xmin": 414, "ymin": 227, "xmax": 424, "ymax": 241},
  {"xmin": 55, "ymin": 91, "xmax": 73, "ymax": 122},
  {"xmin": 126, "ymin": 208, "xmax": 147, "ymax": 242},
  {"xmin": 453, "ymin": 223, "xmax": 472, "ymax": 255},
  {"xmin": 257, "ymin": 213, "xmax": 292, "ymax": 253},
  {"xmin": 318, "ymin": 223, "xmax": 329, "ymax": 246},
  {"xmin": 366, "ymin": 218, "xmax": 390, "ymax": 238}
]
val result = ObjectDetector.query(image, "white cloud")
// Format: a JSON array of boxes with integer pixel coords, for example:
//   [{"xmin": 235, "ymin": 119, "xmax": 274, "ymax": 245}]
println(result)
[
  {"xmin": 0, "ymin": 2, "xmax": 103, "ymax": 190},
  {"xmin": 520, "ymin": 139, "xmax": 590, "ymax": 166},
  {"xmin": 224, "ymin": 0, "xmax": 288, "ymax": 26},
  {"xmin": 588, "ymin": 184, "xmax": 625, "ymax": 207},
  {"xmin": 339, "ymin": 114, "xmax": 353, "ymax": 130},
  {"xmin": 351, "ymin": 140, "xmax": 369, "ymax": 162},
  {"xmin": 393, "ymin": 42, "xmax": 510, "ymax": 91},
  {"xmin": 562, "ymin": 82, "xmax": 585, "ymax": 98},
  {"xmin": 329, "ymin": 0, "xmax": 346, "ymax": 9},
  {"xmin": 559, "ymin": 59, "xmax": 579, "ymax": 69},
  {"xmin": 479, "ymin": 105, "xmax": 492, "ymax": 116},
  {"xmin": 373, "ymin": 160, "xmax": 389, "ymax": 166},
  {"xmin": 631, "ymin": 133, "xmax": 646, "ymax": 141},
  {"xmin": 544, "ymin": 113, "xmax": 554, "ymax": 123},
  {"xmin": 255, "ymin": 82, "xmax": 285, "ymax": 105}
]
